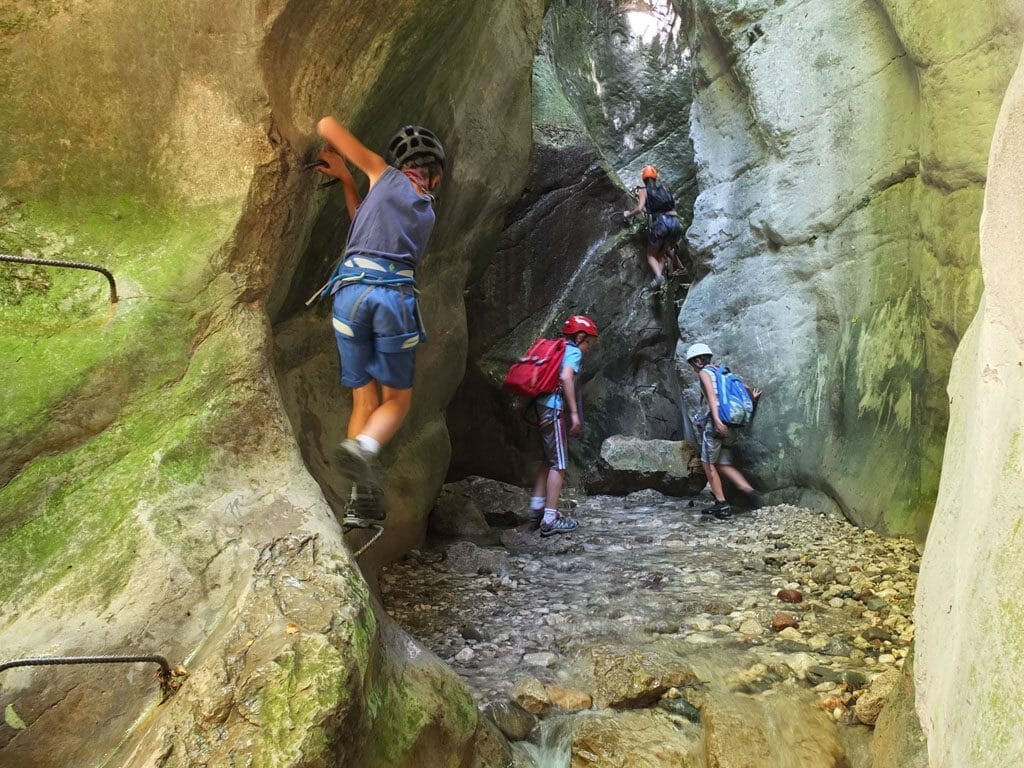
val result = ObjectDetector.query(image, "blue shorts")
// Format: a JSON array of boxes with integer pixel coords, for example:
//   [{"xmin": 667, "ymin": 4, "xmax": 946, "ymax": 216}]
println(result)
[
  {"xmin": 648, "ymin": 213, "xmax": 683, "ymax": 247},
  {"xmin": 332, "ymin": 284, "xmax": 421, "ymax": 390}
]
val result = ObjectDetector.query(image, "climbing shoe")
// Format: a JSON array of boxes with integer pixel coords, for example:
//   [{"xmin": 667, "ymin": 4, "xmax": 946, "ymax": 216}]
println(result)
[
  {"xmin": 540, "ymin": 517, "xmax": 579, "ymax": 537},
  {"xmin": 342, "ymin": 486, "xmax": 385, "ymax": 527}
]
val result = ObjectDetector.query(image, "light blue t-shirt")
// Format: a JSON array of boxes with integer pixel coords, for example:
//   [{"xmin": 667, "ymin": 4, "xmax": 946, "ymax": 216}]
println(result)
[{"xmin": 539, "ymin": 342, "xmax": 582, "ymax": 411}]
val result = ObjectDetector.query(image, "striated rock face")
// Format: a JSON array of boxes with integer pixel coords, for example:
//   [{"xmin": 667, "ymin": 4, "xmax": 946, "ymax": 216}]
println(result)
[
  {"xmin": 0, "ymin": 0, "xmax": 543, "ymax": 765},
  {"xmin": 915, "ymin": 47, "xmax": 1024, "ymax": 768},
  {"xmin": 680, "ymin": 0, "xmax": 1024, "ymax": 535}
]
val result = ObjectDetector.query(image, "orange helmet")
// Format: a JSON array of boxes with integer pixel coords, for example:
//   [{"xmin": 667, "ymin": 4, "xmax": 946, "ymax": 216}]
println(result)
[
  {"xmin": 641, "ymin": 165, "xmax": 658, "ymax": 181},
  {"xmin": 563, "ymin": 315, "xmax": 598, "ymax": 337}
]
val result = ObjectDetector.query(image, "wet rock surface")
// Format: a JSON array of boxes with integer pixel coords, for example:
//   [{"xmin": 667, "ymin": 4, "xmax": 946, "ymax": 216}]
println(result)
[{"xmin": 381, "ymin": 489, "xmax": 920, "ymax": 759}]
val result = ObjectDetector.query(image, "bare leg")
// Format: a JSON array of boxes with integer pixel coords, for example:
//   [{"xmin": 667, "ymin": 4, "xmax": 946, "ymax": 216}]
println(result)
[
  {"xmin": 533, "ymin": 464, "xmax": 549, "ymax": 498},
  {"xmin": 718, "ymin": 464, "xmax": 754, "ymax": 494},
  {"xmin": 669, "ymin": 243, "xmax": 685, "ymax": 272},
  {"xmin": 702, "ymin": 461, "xmax": 727, "ymax": 502},
  {"xmin": 545, "ymin": 467, "xmax": 565, "ymax": 511},
  {"xmin": 348, "ymin": 382, "xmax": 381, "ymax": 437},
  {"xmin": 356, "ymin": 385, "xmax": 413, "ymax": 447},
  {"xmin": 646, "ymin": 245, "xmax": 664, "ymax": 280}
]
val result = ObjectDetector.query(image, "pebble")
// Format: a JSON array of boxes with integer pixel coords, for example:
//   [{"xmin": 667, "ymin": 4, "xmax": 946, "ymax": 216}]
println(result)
[
  {"xmin": 380, "ymin": 495, "xmax": 919, "ymax": 713},
  {"xmin": 523, "ymin": 652, "xmax": 557, "ymax": 668}
]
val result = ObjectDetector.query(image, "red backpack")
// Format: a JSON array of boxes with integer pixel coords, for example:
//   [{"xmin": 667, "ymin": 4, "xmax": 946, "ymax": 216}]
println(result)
[{"xmin": 503, "ymin": 338, "xmax": 565, "ymax": 398}]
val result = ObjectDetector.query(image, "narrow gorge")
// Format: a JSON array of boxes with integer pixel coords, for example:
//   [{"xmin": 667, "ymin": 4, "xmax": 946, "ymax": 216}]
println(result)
[{"xmin": 1, "ymin": 0, "xmax": 1023, "ymax": 766}]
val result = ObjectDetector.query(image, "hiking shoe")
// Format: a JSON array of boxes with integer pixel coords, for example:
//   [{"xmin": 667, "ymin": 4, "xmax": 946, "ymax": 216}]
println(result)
[
  {"xmin": 649, "ymin": 274, "xmax": 666, "ymax": 289},
  {"xmin": 342, "ymin": 486, "xmax": 385, "ymax": 526},
  {"xmin": 529, "ymin": 509, "xmax": 544, "ymax": 528},
  {"xmin": 335, "ymin": 438, "xmax": 381, "ymax": 490},
  {"xmin": 539, "ymin": 517, "xmax": 579, "ymax": 537},
  {"xmin": 746, "ymin": 490, "xmax": 765, "ymax": 509},
  {"xmin": 706, "ymin": 500, "xmax": 732, "ymax": 519}
]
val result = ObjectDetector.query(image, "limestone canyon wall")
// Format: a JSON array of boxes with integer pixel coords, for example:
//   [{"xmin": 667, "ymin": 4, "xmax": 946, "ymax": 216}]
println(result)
[
  {"xmin": 915, "ymin": 48, "xmax": 1024, "ymax": 768},
  {"xmin": 681, "ymin": 0, "xmax": 1024, "ymax": 536},
  {"xmin": 0, "ymin": 0, "xmax": 543, "ymax": 765}
]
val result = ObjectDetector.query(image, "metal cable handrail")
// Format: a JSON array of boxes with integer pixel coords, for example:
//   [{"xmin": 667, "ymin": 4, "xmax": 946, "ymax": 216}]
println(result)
[
  {"xmin": 1, "ymin": 253, "xmax": 118, "ymax": 304},
  {"xmin": 0, "ymin": 654, "xmax": 185, "ymax": 700}
]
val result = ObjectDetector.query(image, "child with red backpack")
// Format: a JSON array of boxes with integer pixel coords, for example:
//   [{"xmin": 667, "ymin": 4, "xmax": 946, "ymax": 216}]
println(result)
[{"xmin": 526, "ymin": 315, "xmax": 598, "ymax": 536}]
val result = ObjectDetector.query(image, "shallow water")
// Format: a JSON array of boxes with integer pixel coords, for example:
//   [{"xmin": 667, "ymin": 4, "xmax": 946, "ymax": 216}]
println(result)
[{"xmin": 381, "ymin": 493, "xmax": 917, "ymax": 765}]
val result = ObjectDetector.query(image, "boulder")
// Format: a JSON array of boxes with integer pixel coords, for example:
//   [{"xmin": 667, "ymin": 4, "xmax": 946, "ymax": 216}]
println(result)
[
  {"xmin": 703, "ymin": 692, "xmax": 845, "ymax": 768},
  {"xmin": 855, "ymin": 669, "xmax": 902, "ymax": 726},
  {"xmin": 430, "ymin": 476, "xmax": 532, "ymax": 532},
  {"xmin": 482, "ymin": 700, "xmax": 537, "ymax": 742},
  {"xmin": 585, "ymin": 646, "xmax": 698, "ymax": 709},
  {"xmin": 570, "ymin": 709, "xmax": 704, "ymax": 768},
  {"xmin": 587, "ymin": 435, "xmax": 705, "ymax": 496},
  {"xmin": 444, "ymin": 541, "xmax": 510, "ymax": 575},
  {"xmin": 512, "ymin": 677, "xmax": 551, "ymax": 715}
]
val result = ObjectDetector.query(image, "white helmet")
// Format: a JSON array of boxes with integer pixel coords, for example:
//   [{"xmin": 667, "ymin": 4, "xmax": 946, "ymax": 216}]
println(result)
[{"xmin": 685, "ymin": 342, "xmax": 713, "ymax": 361}]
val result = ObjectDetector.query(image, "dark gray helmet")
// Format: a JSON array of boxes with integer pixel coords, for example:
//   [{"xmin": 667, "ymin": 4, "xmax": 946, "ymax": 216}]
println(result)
[{"xmin": 386, "ymin": 125, "xmax": 445, "ymax": 169}]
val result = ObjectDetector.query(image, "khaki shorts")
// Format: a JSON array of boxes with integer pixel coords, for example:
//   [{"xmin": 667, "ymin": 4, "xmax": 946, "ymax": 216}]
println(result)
[{"xmin": 700, "ymin": 421, "xmax": 735, "ymax": 466}]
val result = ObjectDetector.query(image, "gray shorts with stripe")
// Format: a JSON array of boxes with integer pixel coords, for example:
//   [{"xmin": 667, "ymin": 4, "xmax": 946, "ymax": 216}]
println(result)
[{"xmin": 537, "ymin": 405, "xmax": 569, "ymax": 471}]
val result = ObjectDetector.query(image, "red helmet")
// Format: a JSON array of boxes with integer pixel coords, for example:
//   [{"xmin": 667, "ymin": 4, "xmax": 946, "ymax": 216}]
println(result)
[
  {"xmin": 641, "ymin": 164, "xmax": 658, "ymax": 181},
  {"xmin": 562, "ymin": 315, "xmax": 598, "ymax": 337}
]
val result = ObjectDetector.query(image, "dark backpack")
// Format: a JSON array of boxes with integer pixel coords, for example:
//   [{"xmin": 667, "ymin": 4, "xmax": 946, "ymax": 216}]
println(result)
[
  {"xmin": 503, "ymin": 338, "xmax": 566, "ymax": 398},
  {"xmin": 644, "ymin": 183, "xmax": 675, "ymax": 214},
  {"xmin": 650, "ymin": 212, "xmax": 683, "ymax": 242}
]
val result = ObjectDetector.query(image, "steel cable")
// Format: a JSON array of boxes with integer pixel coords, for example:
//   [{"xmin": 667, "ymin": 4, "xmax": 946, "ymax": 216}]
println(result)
[{"xmin": 1, "ymin": 253, "xmax": 118, "ymax": 304}]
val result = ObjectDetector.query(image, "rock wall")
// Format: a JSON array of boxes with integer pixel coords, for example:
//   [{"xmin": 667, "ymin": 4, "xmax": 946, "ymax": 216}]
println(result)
[
  {"xmin": 0, "ymin": 0, "xmax": 543, "ymax": 764},
  {"xmin": 915, "ymin": 47, "xmax": 1024, "ymax": 768},
  {"xmin": 680, "ymin": 0, "xmax": 1024, "ymax": 535},
  {"xmin": 448, "ymin": 0, "xmax": 696, "ymax": 486}
]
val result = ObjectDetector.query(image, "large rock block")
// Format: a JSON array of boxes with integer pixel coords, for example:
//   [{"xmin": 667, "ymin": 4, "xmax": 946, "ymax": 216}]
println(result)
[{"xmin": 587, "ymin": 434, "xmax": 705, "ymax": 496}]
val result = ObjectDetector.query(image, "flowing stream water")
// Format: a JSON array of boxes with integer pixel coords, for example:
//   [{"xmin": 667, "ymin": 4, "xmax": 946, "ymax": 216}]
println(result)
[{"xmin": 381, "ymin": 491, "xmax": 918, "ymax": 766}]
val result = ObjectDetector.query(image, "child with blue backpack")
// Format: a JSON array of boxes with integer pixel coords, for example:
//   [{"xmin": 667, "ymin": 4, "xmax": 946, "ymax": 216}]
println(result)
[
  {"xmin": 684, "ymin": 342, "xmax": 764, "ymax": 519},
  {"xmin": 314, "ymin": 117, "xmax": 445, "ymax": 525}
]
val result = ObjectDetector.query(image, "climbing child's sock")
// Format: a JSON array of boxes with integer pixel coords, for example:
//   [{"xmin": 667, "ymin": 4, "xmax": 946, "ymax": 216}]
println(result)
[{"xmin": 354, "ymin": 434, "xmax": 381, "ymax": 456}]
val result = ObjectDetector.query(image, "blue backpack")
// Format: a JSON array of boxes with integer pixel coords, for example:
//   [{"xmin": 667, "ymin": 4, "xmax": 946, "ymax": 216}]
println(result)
[{"xmin": 711, "ymin": 366, "xmax": 755, "ymax": 426}]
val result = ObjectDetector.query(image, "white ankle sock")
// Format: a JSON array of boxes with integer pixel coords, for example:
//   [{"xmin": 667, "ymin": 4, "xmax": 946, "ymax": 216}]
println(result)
[
  {"xmin": 542, "ymin": 508, "xmax": 557, "ymax": 524},
  {"xmin": 530, "ymin": 496, "xmax": 546, "ymax": 511},
  {"xmin": 354, "ymin": 434, "xmax": 381, "ymax": 455}
]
